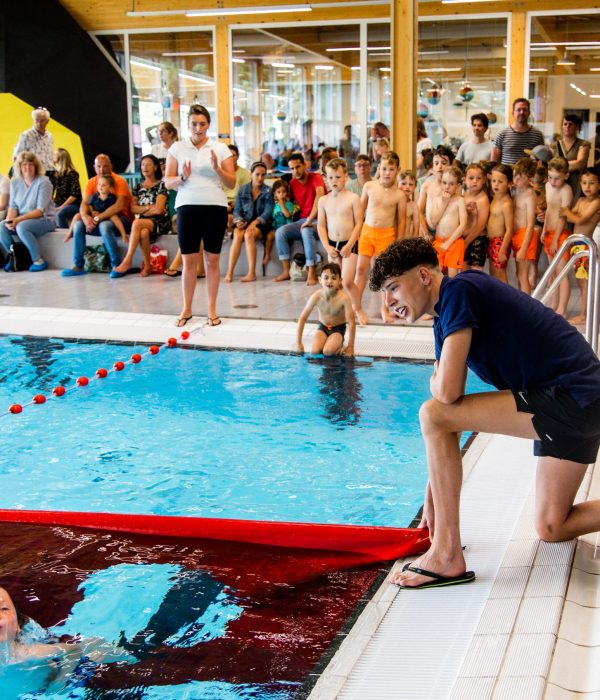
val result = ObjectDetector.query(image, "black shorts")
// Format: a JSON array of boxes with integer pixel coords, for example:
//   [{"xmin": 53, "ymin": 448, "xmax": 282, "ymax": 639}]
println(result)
[
  {"xmin": 328, "ymin": 237, "xmax": 358, "ymax": 255},
  {"xmin": 464, "ymin": 235, "xmax": 488, "ymax": 268},
  {"xmin": 513, "ymin": 386, "xmax": 600, "ymax": 463},
  {"xmin": 176, "ymin": 205, "xmax": 228, "ymax": 255},
  {"xmin": 317, "ymin": 322, "xmax": 346, "ymax": 338}
]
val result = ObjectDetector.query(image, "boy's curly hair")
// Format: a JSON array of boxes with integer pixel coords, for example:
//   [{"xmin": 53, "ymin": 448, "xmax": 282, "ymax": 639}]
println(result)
[{"xmin": 370, "ymin": 238, "xmax": 439, "ymax": 291}]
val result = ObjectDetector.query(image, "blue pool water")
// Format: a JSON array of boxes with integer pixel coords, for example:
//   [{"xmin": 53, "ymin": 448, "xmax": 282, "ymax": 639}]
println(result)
[{"xmin": 0, "ymin": 335, "xmax": 489, "ymax": 527}]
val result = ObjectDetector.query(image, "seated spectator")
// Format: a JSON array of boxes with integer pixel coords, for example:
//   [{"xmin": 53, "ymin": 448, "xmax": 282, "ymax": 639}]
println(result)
[
  {"xmin": 151, "ymin": 121, "xmax": 178, "ymax": 160},
  {"xmin": 0, "ymin": 151, "xmax": 56, "ymax": 271},
  {"xmin": 225, "ymin": 161, "xmax": 274, "ymax": 282},
  {"xmin": 112, "ymin": 154, "xmax": 170, "ymax": 278},
  {"xmin": 53, "ymin": 148, "xmax": 82, "ymax": 228},
  {"xmin": 12, "ymin": 107, "xmax": 55, "ymax": 177},
  {"xmin": 346, "ymin": 154, "xmax": 372, "ymax": 196},
  {"xmin": 61, "ymin": 154, "xmax": 132, "ymax": 277},
  {"xmin": 223, "ymin": 144, "xmax": 251, "ymax": 230},
  {"xmin": 0, "ymin": 171, "xmax": 9, "ymax": 220},
  {"xmin": 273, "ymin": 152, "xmax": 326, "ymax": 286}
]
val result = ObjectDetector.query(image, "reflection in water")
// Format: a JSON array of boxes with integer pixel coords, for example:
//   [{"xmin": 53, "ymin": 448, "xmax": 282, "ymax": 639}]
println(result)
[
  {"xmin": 6, "ymin": 337, "xmax": 69, "ymax": 390},
  {"xmin": 311, "ymin": 356, "xmax": 364, "ymax": 427}
]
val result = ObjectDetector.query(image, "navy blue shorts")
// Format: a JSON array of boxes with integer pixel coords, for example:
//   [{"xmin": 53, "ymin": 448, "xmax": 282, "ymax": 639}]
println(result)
[{"xmin": 513, "ymin": 386, "xmax": 600, "ymax": 464}]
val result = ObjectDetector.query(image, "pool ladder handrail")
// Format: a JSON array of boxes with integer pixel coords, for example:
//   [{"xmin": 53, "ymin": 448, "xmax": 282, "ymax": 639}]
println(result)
[{"xmin": 532, "ymin": 232, "xmax": 599, "ymax": 354}]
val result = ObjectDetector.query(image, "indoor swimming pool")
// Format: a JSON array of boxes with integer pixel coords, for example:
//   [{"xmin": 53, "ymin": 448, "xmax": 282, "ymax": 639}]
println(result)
[{"xmin": 0, "ymin": 334, "xmax": 488, "ymax": 699}]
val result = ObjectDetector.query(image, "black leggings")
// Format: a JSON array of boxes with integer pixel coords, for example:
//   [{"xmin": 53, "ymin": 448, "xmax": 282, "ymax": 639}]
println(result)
[{"xmin": 176, "ymin": 205, "xmax": 228, "ymax": 255}]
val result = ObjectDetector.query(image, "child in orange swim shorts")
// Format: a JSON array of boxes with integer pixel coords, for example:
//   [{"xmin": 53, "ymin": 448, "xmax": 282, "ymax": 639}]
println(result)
[
  {"xmin": 355, "ymin": 151, "xmax": 407, "ymax": 323},
  {"xmin": 428, "ymin": 165, "xmax": 467, "ymax": 277},
  {"xmin": 541, "ymin": 157, "xmax": 573, "ymax": 317},
  {"xmin": 511, "ymin": 158, "xmax": 537, "ymax": 294},
  {"xmin": 487, "ymin": 164, "xmax": 514, "ymax": 284}
]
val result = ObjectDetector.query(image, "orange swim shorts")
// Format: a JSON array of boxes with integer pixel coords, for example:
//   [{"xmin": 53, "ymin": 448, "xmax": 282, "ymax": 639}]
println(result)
[
  {"xmin": 358, "ymin": 223, "xmax": 396, "ymax": 258},
  {"xmin": 433, "ymin": 237, "xmax": 465, "ymax": 271},
  {"xmin": 511, "ymin": 227, "xmax": 538, "ymax": 261},
  {"xmin": 542, "ymin": 229, "xmax": 569, "ymax": 261}
]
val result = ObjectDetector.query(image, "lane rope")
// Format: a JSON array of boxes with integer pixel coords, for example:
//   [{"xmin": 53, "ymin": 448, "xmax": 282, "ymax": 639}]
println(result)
[{"xmin": 3, "ymin": 320, "xmax": 208, "ymax": 418}]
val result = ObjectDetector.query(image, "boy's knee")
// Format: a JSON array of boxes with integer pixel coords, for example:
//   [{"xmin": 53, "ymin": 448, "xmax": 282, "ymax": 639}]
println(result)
[
  {"xmin": 419, "ymin": 398, "xmax": 449, "ymax": 431},
  {"xmin": 535, "ymin": 514, "xmax": 570, "ymax": 542}
]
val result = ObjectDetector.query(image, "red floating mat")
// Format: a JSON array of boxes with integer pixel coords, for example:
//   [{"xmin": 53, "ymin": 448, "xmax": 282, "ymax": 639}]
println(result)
[{"xmin": 0, "ymin": 509, "xmax": 430, "ymax": 564}]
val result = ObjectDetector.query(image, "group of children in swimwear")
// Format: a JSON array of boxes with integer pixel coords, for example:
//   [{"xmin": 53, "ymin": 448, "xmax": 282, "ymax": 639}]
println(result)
[{"xmin": 296, "ymin": 146, "xmax": 600, "ymax": 358}]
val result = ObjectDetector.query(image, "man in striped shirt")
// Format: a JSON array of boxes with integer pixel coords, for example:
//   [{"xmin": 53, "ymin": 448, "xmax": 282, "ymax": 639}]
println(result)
[{"xmin": 491, "ymin": 98, "xmax": 545, "ymax": 166}]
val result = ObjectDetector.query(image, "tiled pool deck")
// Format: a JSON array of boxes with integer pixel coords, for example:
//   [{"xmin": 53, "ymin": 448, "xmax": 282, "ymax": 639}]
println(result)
[{"xmin": 1, "ymin": 272, "xmax": 598, "ymax": 700}]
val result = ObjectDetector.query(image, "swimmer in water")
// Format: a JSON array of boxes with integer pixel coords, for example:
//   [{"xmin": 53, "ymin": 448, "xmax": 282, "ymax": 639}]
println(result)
[{"xmin": 0, "ymin": 586, "xmax": 133, "ymax": 698}]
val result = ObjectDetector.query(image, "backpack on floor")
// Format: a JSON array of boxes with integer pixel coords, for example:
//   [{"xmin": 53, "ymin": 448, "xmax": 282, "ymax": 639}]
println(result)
[
  {"xmin": 5, "ymin": 242, "xmax": 33, "ymax": 271},
  {"xmin": 84, "ymin": 244, "xmax": 111, "ymax": 273}
]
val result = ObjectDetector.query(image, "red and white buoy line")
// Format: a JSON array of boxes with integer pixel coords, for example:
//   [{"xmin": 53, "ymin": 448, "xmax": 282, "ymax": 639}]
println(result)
[{"xmin": 2, "ymin": 321, "xmax": 208, "ymax": 419}]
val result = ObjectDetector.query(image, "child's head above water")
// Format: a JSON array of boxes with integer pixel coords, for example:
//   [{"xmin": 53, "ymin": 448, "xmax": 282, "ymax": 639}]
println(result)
[{"xmin": 0, "ymin": 587, "xmax": 25, "ymax": 645}]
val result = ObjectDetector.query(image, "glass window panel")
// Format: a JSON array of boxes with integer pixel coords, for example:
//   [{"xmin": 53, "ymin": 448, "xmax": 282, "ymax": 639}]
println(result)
[
  {"xmin": 231, "ymin": 25, "xmax": 361, "ymax": 170},
  {"xmin": 528, "ymin": 12, "xmax": 600, "ymax": 168},
  {"xmin": 417, "ymin": 18, "xmax": 507, "ymax": 152},
  {"xmin": 96, "ymin": 34, "xmax": 126, "ymax": 73},
  {"xmin": 128, "ymin": 32, "xmax": 215, "ymax": 164}
]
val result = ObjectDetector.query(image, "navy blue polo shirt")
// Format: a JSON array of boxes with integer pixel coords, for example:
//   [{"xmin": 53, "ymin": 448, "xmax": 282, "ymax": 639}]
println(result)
[{"xmin": 433, "ymin": 271, "xmax": 600, "ymax": 407}]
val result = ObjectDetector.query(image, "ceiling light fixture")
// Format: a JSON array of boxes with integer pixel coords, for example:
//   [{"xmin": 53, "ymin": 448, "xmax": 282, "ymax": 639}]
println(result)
[
  {"xmin": 556, "ymin": 51, "xmax": 576, "ymax": 66},
  {"xmin": 161, "ymin": 51, "xmax": 213, "ymax": 57},
  {"xmin": 185, "ymin": 4, "xmax": 311, "ymax": 16},
  {"xmin": 315, "ymin": 65, "xmax": 335, "ymax": 70},
  {"xmin": 271, "ymin": 62, "xmax": 296, "ymax": 68},
  {"xmin": 417, "ymin": 67, "xmax": 462, "ymax": 73},
  {"xmin": 532, "ymin": 41, "xmax": 600, "ymax": 47}
]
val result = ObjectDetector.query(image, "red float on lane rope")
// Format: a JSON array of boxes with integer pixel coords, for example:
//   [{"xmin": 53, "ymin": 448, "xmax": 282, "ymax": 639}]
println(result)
[
  {"xmin": 76, "ymin": 377, "xmax": 89, "ymax": 387},
  {"xmin": 32, "ymin": 395, "xmax": 46, "ymax": 404},
  {"xmin": 52, "ymin": 386, "xmax": 66, "ymax": 397},
  {"xmin": 9, "ymin": 404, "xmax": 23, "ymax": 414},
  {"xmin": 130, "ymin": 353, "xmax": 142, "ymax": 364},
  {"xmin": 180, "ymin": 331, "xmax": 190, "ymax": 340},
  {"xmin": 167, "ymin": 337, "xmax": 177, "ymax": 347},
  {"xmin": 96, "ymin": 368, "xmax": 108, "ymax": 379},
  {"xmin": 149, "ymin": 345, "xmax": 159, "ymax": 355},
  {"xmin": 113, "ymin": 361, "xmax": 125, "ymax": 372}
]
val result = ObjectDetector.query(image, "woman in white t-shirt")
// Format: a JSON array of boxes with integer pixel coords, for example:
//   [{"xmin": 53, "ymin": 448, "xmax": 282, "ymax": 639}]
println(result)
[{"xmin": 165, "ymin": 105, "xmax": 235, "ymax": 327}]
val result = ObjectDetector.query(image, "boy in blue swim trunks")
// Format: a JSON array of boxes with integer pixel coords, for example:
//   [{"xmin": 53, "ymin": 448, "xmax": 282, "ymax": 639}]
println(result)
[
  {"xmin": 296, "ymin": 262, "xmax": 356, "ymax": 357},
  {"xmin": 370, "ymin": 237, "xmax": 600, "ymax": 590}
]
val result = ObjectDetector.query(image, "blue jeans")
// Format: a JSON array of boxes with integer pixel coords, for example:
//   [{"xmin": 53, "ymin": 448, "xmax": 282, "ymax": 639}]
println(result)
[
  {"xmin": 72, "ymin": 216, "xmax": 131, "ymax": 269},
  {"xmin": 56, "ymin": 203, "xmax": 80, "ymax": 229},
  {"xmin": 0, "ymin": 218, "xmax": 55, "ymax": 261},
  {"xmin": 274, "ymin": 218, "xmax": 318, "ymax": 267}
]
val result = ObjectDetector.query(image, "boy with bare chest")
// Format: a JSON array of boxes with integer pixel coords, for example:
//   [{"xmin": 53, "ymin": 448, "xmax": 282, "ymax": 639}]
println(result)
[
  {"xmin": 511, "ymin": 158, "xmax": 538, "ymax": 294},
  {"xmin": 317, "ymin": 158, "xmax": 363, "ymax": 322},
  {"xmin": 429, "ymin": 165, "xmax": 467, "ymax": 277},
  {"xmin": 355, "ymin": 151, "xmax": 407, "ymax": 323},
  {"xmin": 418, "ymin": 146, "xmax": 453, "ymax": 238},
  {"xmin": 542, "ymin": 157, "xmax": 573, "ymax": 317}
]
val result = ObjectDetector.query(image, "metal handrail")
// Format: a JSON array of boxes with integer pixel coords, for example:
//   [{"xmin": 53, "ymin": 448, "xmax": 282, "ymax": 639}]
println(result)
[{"xmin": 532, "ymin": 233, "xmax": 599, "ymax": 354}]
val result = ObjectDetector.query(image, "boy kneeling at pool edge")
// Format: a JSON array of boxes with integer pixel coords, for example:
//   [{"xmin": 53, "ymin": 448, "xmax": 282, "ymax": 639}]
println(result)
[{"xmin": 369, "ymin": 237, "xmax": 600, "ymax": 590}]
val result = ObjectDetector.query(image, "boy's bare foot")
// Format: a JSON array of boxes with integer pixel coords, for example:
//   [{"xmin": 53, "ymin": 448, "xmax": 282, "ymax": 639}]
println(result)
[
  {"xmin": 140, "ymin": 267, "xmax": 150, "ymax": 277},
  {"xmin": 113, "ymin": 261, "xmax": 131, "ymax": 274},
  {"xmin": 240, "ymin": 274, "xmax": 256, "ymax": 283},
  {"xmin": 273, "ymin": 273, "xmax": 290, "ymax": 282},
  {"xmin": 569, "ymin": 314, "xmax": 586, "ymax": 325},
  {"xmin": 306, "ymin": 277, "xmax": 317, "ymax": 286},
  {"xmin": 223, "ymin": 274, "xmax": 233, "ymax": 283},
  {"xmin": 356, "ymin": 308, "xmax": 369, "ymax": 326}
]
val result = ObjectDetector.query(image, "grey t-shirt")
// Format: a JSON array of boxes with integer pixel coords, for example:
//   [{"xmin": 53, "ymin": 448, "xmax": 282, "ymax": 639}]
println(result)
[{"xmin": 455, "ymin": 140, "xmax": 492, "ymax": 165}]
